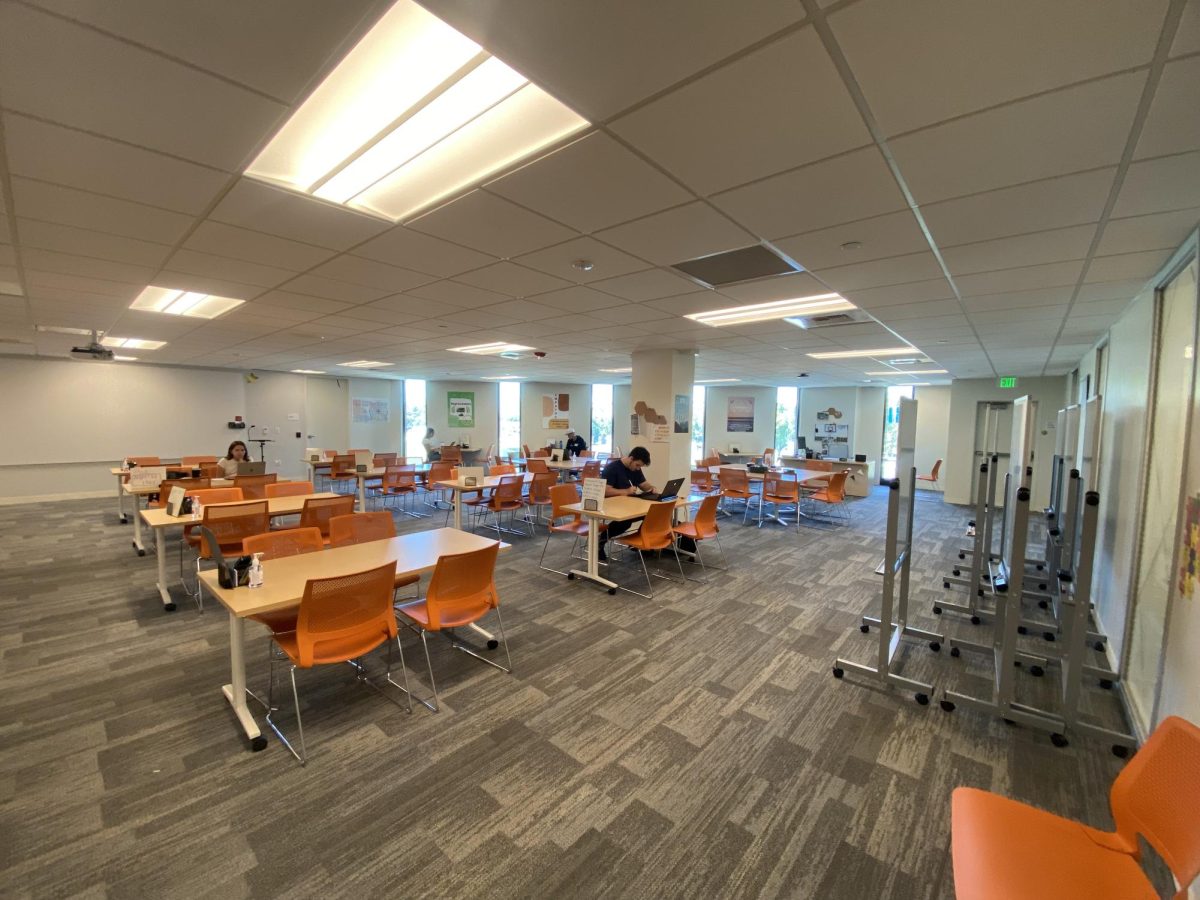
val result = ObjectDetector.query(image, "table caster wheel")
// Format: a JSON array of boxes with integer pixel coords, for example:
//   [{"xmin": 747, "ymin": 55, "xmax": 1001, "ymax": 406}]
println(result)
[
  {"xmin": 134, "ymin": 543, "xmax": 144, "ymax": 555},
  {"xmin": 567, "ymin": 572, "xmax": 575, "ymax": 580},
  {"xmin": 958, "ymin": 552, "xmax": 965, "ymax": 560},
  {"xmin": 970, "ymin": 615, "xmax": 980, "ymax": 625},
  {"xmin": 977, "ymin": 589, "xmax": 985, "ymax": 598},
  {"xmin": 950, "ymin": 647, "xmax": 960, "ymax": 658},
  {"xmin": 1038, "ymin": 599, "xmax": 1048, "ymax": 609},
  {"xmin": 943, "ymin": 581, "xmax": 950, "ymax": 589},
  {"xmin": 250, "ymin": 735, "xmax": 268, "ymax": 752},
  {"xmin": 1036, "ymin": 564, "xmax": 1044, "ymax": 571},
  {"xmin": 1112, "ymin": 745, "xmax": 1129, "ymax": 759},
  {"xmin": 120, "ymin": 518, "xmax": 129, "ymax": 525},
  {"xmin": 608, "ymin": 588, "xmax": 616, "ymax": 595},
  {"xmin": 1017, "ymin": 626, "xmax": 1027, "ymax": 635},
  {"xmin": 164, "ymin": 602, "xmax": 176, "ymax": 612},
  {"xmin": 859, "ymin": 624, "xmax": 869, "ymax": 634},
  {"xmin": 915, "ymin": 693, "xmax": 929, "ymax": 705},
  {"xmin": 832, "ymin": 666, "xmax": 844, "ymax": 679},
  {"xmin": 1099, "ymin": 678, "xmax": 1113, "ymax": 689},
  {"xmin": 1093, "ymin": 640, "xmax": 1105, "ymax": 652},
  {"xmin": 1029, "ymin": 665, "xmax": 1044, "ymax": 677},
  {"xmin": 952, "ymin": 569, "xmax": 961, "ymax": 577},
  {"xmin": 929, "ymin": 641, "xmax": 940, "ymax": 652},
  {"xmin": 940, "ymin": 699, "xmax": 955, "ymax": 712},
  {"xmin": 487, "ymin": 639, "xmax": 499, "ymax": 650},
  {"xmin": 1050, "ymin": 733, "xmax": 1069, "ymax": 748},
  {"xmin": 1043, "ymin": 632, "xmax": 1056, "ymax": 642},
  {"xmin": 933, "ymin": 606, "xmax": 943, "ymax": 615}
]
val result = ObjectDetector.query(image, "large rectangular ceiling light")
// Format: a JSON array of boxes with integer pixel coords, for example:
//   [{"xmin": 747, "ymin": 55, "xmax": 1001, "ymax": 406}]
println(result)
[
  {"xmin": 449, "ymin": 341, "xmax": 533, "ymax": 355},
  {"xmin": 686, "ymin": 294, "xmax": 853, "ymax": 327},
  {"xmin": 101, "ymin": 336, "xmax": 166, "ymax": 350},
  {"xmin": 806, "ymin": 346, "xmax": 916, "ymax": 359},
  {"xmin": 245, "ymin": 0, "xmax": 589, "ymax": 222},
  {"xmin": 130, "ymin": 286, "xmax": 243, "ymax": 319}
]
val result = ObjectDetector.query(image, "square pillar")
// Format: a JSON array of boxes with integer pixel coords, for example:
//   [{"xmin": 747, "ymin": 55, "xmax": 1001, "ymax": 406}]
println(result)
[{"xmin": 630, "ymin": 349, "xmax": 695, "ymax": 487}]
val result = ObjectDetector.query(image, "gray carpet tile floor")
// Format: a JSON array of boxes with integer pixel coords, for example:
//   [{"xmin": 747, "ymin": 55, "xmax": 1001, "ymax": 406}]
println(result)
[{"xmin": 0, "ymin": 486, "xmax": 1142, "ymax": 898}]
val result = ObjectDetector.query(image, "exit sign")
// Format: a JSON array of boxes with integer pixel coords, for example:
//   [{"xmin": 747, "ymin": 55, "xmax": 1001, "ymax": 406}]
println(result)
[{"xmin": 998, "ymin": 376, "xmax": 1018, "ymax": 388}]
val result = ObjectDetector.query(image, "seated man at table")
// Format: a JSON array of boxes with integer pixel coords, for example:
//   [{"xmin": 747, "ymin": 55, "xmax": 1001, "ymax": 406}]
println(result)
[
  {"xmin": 597, "ymin": 446, "xmax": 657, "ymax": 561},
  {"xmin": 564, "ymin": 429, "xmax": 587, "ymax": 458}
]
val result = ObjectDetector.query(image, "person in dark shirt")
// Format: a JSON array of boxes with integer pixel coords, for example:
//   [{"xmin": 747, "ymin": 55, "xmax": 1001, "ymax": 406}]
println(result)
[
  {"xmin": 564, "ymin": 429, "xmax": 587, "ymax": 458},
  {"xmin": 598, "ymin": 447, "xmax": 656, "ymax": 561}
]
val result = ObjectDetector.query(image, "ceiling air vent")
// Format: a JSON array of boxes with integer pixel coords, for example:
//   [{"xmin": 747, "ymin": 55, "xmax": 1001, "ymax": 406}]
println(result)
[
  {"xmin": 672, "ymin": 244, "xmax": 800, "ymax": 287},
  {"xmin": 785, "ymin": 309, "xmax": 872, "ymax": 329}
]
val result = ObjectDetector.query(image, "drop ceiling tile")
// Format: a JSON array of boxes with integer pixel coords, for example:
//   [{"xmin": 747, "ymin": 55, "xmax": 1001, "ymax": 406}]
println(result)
[
  {"xmin": 941, "ymin": 225, "xmax": 1095, "ymax": 276},
  {"xmin": 829, "ymin": 0, "xmax": 1166, "ymax": 136},
  {"xmin": 419, "ymin": 0, "xmax": 805, "ymax": 121},
  {"xmin": 961, "ymin": 287, "xmax": 1076, "ymax": 313},
  {"xmin": 513, "ymin": 236, "xmax": 648, "ymax": 284},
  {"xmin": 771, "ymin": 210, "xmax": 929, "ymax": 272},
  {"xmin": 715, "ymin": 272, "xmax": 832, "ymax": 304},
  {"xmin": 890, "ymin": 72, "xmax": 1144, "ymax": 205},
  {"xmin": 25, "ymin": 0, "xmax": 384, "ymax": 103},
  {"xmin": 1084, "ymin": 249, "xmax": 1171, "ymax": 283},
  {"xmin": 276, "ymin": 273, "xmax": 388, "ymax": 304},
  {"xmin": 1174, "ymin": 0, "xmax": 1200, "ymax": 56},
  {"xmin": 16, "ymin": 219, "xmax": 173, "ymax": 268},
  {"xmin": 407, "ymin": 191, "xmax": 577, "ymax": 259},
  {"xmin": 453, "ymin": 262, "xmax": 572, "ymax": 298},
  {"xmin": 20, "ymin": 247, "xmax": 154, "ymax": 285},
  {"xmin": 871, "ymin": 299, "xmax": 963, "ymax": 320},
  {"xmin": 1135, "ymin": 57, "xmax": 1200, "ymax": 159},
  {"xmin": 24, "ymin": 270, "xmax": 141, "ymax": 299},
  {"xmin": 11, "ymin": 177, "xmax": 196, "ymax": 244},
  {"xmin": 589, "ymin": 268, "xmax": 700, "ymax": 301},
  {"xmin": 811, "ymin": 251, "xmax": 945, "ymax": 292},
  {"xmin": 351, "ymin": 226, "xmax": 496, "ymax": 278},
  {"xmin": 436, "ymin": 308, "xmax": 523, "ymax": 329},
  {"xmin": 308, "ymin": 255, "xmax": 432, "ymax": 293},
  {"xmin": 844, "ymin": 277, "xmax": 957, "ymax": 309},
  {"xmin": 711, "ymin": 146, "xmax": 907, "ymax": 239},
  {"xmin": 1111, "ymin": 152, "xmax": 1200, "ymax": 218},
  {"xmin": 210, "ymin": 179, "xmax": 390, "ymax": 250},
  {"xmin": 956, "ymin": 260, "xmax": 1084, "ymax": 296},
  {"xmin": 0, "ymin": 3, "xmax": 285, "ymax": 170},
  {"xmin": 1076, "ymin": 279, "xmax": 1148, "ymax": 303},
  {"xmin": 611, "ymin": 27, "xmax": 870, "ymax": 195},
  {"xmin": 253, "ymin": 290, "xmax": 352, "ymax": 315},
  {"xmin": 585, "ymin": 304, "xmax": 675, "ymax": 325},
  {"xmin": 1096, "ymin": 207, "xmax": 1200, "ymax": 256},
  {"xmin": 525, "ymin": 284, "xmax": 634, "ymax": 314},
  {"xmin": 166, "ymin": 248, "xmax": 295, "ymax": 289},
  {"xmin": 471, "ymin": 299, "xmax": 564, "ymax": 322},
  {"xmin": 183, "ymin": 221, "xmax": 338, "ymax": 271},
  {"xmin": 922, "ymin": 168, "xmax": 1115, "ymax": 247},
  {"xmin": 405, "ymin": 280, "xmax": 509, "ymax": 309},
  {"xmin": 593, "ymin": 202, "xmax": 755, "ymax": 267},
  {"xmin": 486, "ymin": 133, "xmax": 692, "ymax": 233},
  {"xmin": 971, "ymin": 304, "xmax": 1068, "ymax": 325}
]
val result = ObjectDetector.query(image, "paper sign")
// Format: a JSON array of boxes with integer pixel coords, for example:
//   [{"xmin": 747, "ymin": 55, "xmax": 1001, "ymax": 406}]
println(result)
[
  {"xmin": 651, "ymin": 423, "xmax": 670, "ymax": 443},
  {"xmin": 127, "ymin": 466, "xmax": 167, "ymax": 489},
  {"xmin": 457, "ymin": 466, "xmax": 485, "ymax": 486},
  {"xmin": 167, "ymin": 485, "xmax": 186, "ymax": 517},
  {"xmin": 581, "ymin": 477, "xmax": 606, "ymax": 511}
]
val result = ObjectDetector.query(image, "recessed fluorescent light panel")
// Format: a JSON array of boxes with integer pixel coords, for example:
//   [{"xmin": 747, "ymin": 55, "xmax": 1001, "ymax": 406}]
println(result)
[
  {"xmin": 245, "ymin": 0, "xmax": 589, "ymax": 222},
  {"xmin": 101, "ymin": 337, "xmax": 166, "ymax": 350},
  {"xmin": 696, "ymin": 378, "xmax": 740, "ymax": 383},
  {"xmin": 864, "ymin": 369, "xmax": 948, "ymax": 375},
  {"xmin": 35, "ymin": 325, "xmax": 94, "ymax": 336},
  {"xmin": 130, "ymin": 286, "xmax": 244, "ymax": 319},
  {"xmin": 686, "ymin": 294, "xmax": 853, "ymax": 327},
  {"xmin": 806, "ymin": 346, "xmax": 916, "ymax": 359},
  {"xmin": 291, "ymin": 369, "xmax": 326, "ymax": 374},
  {"xmin": 338, "ymin": 360, "xmax": 393, "ymax": 368},
  {"xmin": 598, "ymin": 367, "xmax": 632, "ymax": 373},
  {"xmin": 449, "ymin": 341, "xmax": 533, "ymax": 355},
  {"xmin": 113, "ymin": 356, "xmax": 138, "ymax": 361},
  {"xmin": 481, "ymin": 374, "xmax": 522, "ymax": 380}
]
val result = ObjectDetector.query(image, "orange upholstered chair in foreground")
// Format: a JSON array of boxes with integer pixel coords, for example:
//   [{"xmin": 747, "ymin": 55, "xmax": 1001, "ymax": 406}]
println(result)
[
  {"xmin": 952, "ymin": 715, "xmax": 1200, "ymax": 900},
  {"xmin": 672, "ymin": 494, "xmax": 726, "ymax": 580}
]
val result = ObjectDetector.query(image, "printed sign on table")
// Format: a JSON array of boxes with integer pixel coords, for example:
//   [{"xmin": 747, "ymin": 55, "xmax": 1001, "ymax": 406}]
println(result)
[{"xmin": 581, "ymin": 477, "xmax": 606, "ymax": 511}]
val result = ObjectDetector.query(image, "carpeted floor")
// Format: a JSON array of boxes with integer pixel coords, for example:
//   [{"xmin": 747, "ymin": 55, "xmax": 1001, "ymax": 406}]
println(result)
[{"xmin": 0, "ymin": 486, "xmax": 1141, "ymax": 898}]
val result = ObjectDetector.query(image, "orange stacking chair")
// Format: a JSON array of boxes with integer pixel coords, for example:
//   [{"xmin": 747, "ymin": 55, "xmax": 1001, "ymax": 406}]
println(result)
[
  {"xmin": 424, "ymin": 461, "xmax": 455, "ymax": 510},
  {"xmin": 241, "ymin": 527, "xmax": 325, "ymax": 639},
  {"xmin": 181, "ymin": 455, "xmax": 218, "ymax": 466},
  {"xmin": 538, "ymin": 483, "xmax": 600, "ymax": 575},
  {"xmin": 328, "ymin": 512, "xmax": 419, "ymax": 599},
  {"xmin": 612, "ymin": 501, "xmax": 685, "ymax": 597},
  {"xmin": 524, "ymin": 457, "xmax": 549, "ymax": 475},
  {"xmin": 803, "ymin": 470, "xmax": 850, "ymax": 523},
  {"xmin": 718, "ymin": 467, "xmax": 754, "ymax": 522},
  {"xmin": 232, "ymin": 473, "xmax": 278, "ymax": 500},
  {"xmin": 187, "ymin": 499, "xmax": 269, "ymax": 610},
  {"xmin": 580, "ymin": 459, "xmax": 602, "ymax": 480},
  {"xmin": 482, "ymin": 474, "xmax": 528, "ymax": 537},
  {"xmin": 380, "ymin": 465, "xmax": 423, "ymax": 517},
  {"xmin": 290, "ymin": 495, "xmax": 354, "ymax": 544},
  {"xmin": 394, "ymin": 543, "xmax": 510, "ymax": 713},
  {"xmin": 760, "ymin": 470, "xmax": 800, "ymax": 528},
  {"xmin": 265, "ymin": 481, "xmax": 314, "ymax": 498},
  {"xmin": 126, "ymin": 455, "xmax": 161, "ymax": 468},
  {"xmin": 265, "ymin": 562, "xmax": 410, "ymax": 764},
  {"xmin": 951, "ymin": 715, "xmax": 1200, "ymax": 900},
  {"xmin": 489, "ymin": 463, "xmax": 516, "ymax": 476},
  {"xmin": 199, "ymin": 464, "xmax": 224, "ymax": 479},
  {"xmin": 155, "ymin": 477, "xmax": 209, "ymax": 507},
  {"xmin": 179, "ymin": 486, "xmax": 243, "ymax": 582},
  {"xmin": 524, "ymin": 472, "xmax": 556, "ymax": 528},
  {"xmin": 327, "ymin": 454, "xmax": 358, "ymax": 495},
  {"xmin": 672, "ymin": 494, "xmax": 726, "ymax": 580},
  {"xmin": 440, "ymin": 446, "xmax": 462, "ymax": 465},
  {"xmin": 690, "ymin": 469, "xmax": 715, "ymax": 495},
  {"xmin": 917, "ymin": 458, "xmax": 943, "ymax": 489}
]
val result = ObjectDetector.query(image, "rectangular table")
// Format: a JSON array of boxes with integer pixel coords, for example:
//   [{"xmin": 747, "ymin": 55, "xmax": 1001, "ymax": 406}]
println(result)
[
  {"xmin": 139, "ymin": 491, "xmax": 338, "ymax": 610},
  {"xmin": 434, "ymin": 474, "xmax": 533, "ymax": 531},
  {"xmin": 560, "ymin": 494, "xmax": 706, "ymax": 595},
  {"xmin": 708, "ymin": 465, "xmax": 833, "ymax": 524},
  {"xmin": 123, "ymin": 478, "xmax": 233, "ymax": 555},
  {"xmin": 199, "ymin": 528, "xmax": 510, "ymax": 751}
]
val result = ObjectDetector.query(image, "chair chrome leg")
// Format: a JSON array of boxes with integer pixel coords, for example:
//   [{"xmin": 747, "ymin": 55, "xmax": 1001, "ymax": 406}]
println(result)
[
  {"xmin": 265, "ymin": 662, "xmax": 307, "ymax": 765},
  {"xmin": 639, "ymin": 551, "xmax": 653, "ymax": 597},
  {"xmin": 419, "ymin": 631, "xmax": 440, "ymax": 713},
  {"xmin": 493, "ymin": 605, "xmax": 514, "ymax": 674},
  {"xmin": 385, "ymin": 635, "xmax": 413, "ymax": 714}
]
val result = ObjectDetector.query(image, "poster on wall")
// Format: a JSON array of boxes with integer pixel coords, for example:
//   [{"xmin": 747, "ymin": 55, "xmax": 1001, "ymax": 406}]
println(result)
[
  {"xmin": 630, "ymin": 413, "xmax": 639, "ymax": 435},
  {"xmin": 448, "ymin": 391, "xmax": 475, "ymax": 428},
  {"xmin": 652, "ymin": 422, "xmax": 670, "ymax": 443},
  {"xmin": 726, "ymin": 396, "xmax": 755, "ymax": 432},
  {"xmin": 673, "ymin": 393, "xmax": 690, "ymax": 434},
  {"xmin": 542, "ymin": 392, "xmax": 571, "ymax": 430},
  {"xmin": 351, "ymin": 398, "xmax": 389, "ymax": 423}
]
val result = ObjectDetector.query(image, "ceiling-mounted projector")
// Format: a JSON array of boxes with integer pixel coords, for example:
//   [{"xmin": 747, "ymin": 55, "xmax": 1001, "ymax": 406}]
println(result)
[{"xmin": 70, "ymin": 331, "xmax": 115, "ymax": 361}]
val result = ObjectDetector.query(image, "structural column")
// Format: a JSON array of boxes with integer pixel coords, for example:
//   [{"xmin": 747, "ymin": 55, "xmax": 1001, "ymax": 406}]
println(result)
[{"xmin": 629, "ymin": 349, "xmax": 696, "ymax": 487}]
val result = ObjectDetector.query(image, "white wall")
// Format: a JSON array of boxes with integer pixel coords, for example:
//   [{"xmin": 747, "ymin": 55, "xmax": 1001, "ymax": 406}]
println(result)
[
  {"xmin": 245, "ymin": 371, "xmax": 308, "ymax": 480},
  {"xmin": 424, "ymin": 380, "xmax": 499, "ymax": 453},
  {"xmin": 944, "ymin": 376, "xmax": 1067, "ymax": 508},
  {"xmin": 913, "ymin": 385, "xmax": 951, "ymax": 491},
  {"xmin": 346, "ymin": 378, "xmax": 405, "ymax": 455},
  {"xmin": 520, "ymin": 381, "xmax": 592, "ymax": 451},
  {"xmin": 704, "ymin": 385, "xmax": 776, "ymax": 455},
  {"xmin": 304, "ymin": 376, "xmax": 349, "ymax": 453},
  {"xmin": 852, "ymin": 386, "xmax": 886, "ymax": 473}
]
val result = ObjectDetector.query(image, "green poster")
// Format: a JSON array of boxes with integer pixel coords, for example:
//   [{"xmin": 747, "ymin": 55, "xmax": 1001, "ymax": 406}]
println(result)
[{"xmin": 447, "ymin": 391, "xmax": 475, "ymax": 428}]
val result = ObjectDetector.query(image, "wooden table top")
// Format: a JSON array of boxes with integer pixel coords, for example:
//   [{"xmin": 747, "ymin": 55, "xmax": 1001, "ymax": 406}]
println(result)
[
  {"xmin": 140, "ymin": 492, "xmax": 340, "ymax": 528},
  {"xmin": 562, "ymin": 493, "xmax": 707, "ymax": 522},
  {"xmin": 434, "ymin": 473, "xmax": 534, "ymax": 491},
  {"xmin": 199, "ymin": 528, "xmax": 510, "ymax": 618},
  {"xmin": 124, "ymin": 478, "xmax": 234, "ymax": 496},
  {"xmin": 707, "ymin": 466, "xmax": 832, "ymax": 484}
]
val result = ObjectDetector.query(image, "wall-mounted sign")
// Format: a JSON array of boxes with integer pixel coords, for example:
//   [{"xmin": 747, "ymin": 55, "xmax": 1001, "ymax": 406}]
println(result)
[
  {"xmin": 998, "ymin": 377, "xmax": 1018, "ymax": 389},
  {"xmin": 448, "ymin": 391, "xmax": 474, "ymax": 428}
]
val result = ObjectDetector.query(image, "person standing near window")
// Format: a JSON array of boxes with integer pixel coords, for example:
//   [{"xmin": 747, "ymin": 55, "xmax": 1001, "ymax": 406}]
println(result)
[{"xmin": 422, "ymin": 427, "xmax": 440, "ymax": 461}]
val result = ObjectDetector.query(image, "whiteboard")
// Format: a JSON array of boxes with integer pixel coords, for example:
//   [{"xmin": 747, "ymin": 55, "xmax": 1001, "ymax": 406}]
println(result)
[{"xmin": 0, "ymin": 358, "xmax": 245, "ymax": 466}]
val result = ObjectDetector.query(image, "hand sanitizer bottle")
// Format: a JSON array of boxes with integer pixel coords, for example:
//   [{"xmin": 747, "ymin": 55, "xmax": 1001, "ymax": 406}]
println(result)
[
  {"xmin": 248, "ymin": 553, "xmax": 264, "ymax": 589},
  {"xmin": 192, "ymin": 498, "xmax": 203, "ymax": 521}
]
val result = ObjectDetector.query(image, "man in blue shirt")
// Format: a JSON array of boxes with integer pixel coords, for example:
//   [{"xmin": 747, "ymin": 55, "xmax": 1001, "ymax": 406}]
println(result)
[{"xmin": 598, "ymin": 446, "xmax": 657, "ymax": 561}]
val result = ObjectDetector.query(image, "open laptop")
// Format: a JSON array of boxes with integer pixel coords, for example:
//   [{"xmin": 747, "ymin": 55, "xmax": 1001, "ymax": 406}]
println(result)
[
  {"xmin": 638, "ymin": 477, "xmax": 684, "ymax": 502},
  {"xmin": 238, "ymin": 460, "xmax": 266, "ymax": 476}
]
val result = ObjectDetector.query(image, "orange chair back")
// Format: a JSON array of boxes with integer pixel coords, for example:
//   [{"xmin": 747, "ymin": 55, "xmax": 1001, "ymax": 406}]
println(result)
[
  {"xmin": 490, "ymin": 463, "xmax": 516, "ymax": 476},
  {"xmin": 581, "ymin": 460, "xmax": 602, "ymax": 479},
  {"xmin": 298, "ymin": 495, "xmax": 355, "ymax": 538},
  {"xmin": 824, "ymin": 471, "xmax": 849, "ymax": 501},
  {"xmin": 200, "ymin": 464, "xmax": 224, "ymax": 478},
  {"xmin": 490, "ymin": 474, "xmax": 524, "ymax": 507},
  {"xmin": 422, "ymin": 543, "xmax": 501, "ymax": 630},
  {"xmin": 346, "ymin": 449, "xmax": 369, "ymax": 455},
  {"xmin": 181, "ymin": 455, "xmax": 218, "ymax": 466},
  {"xmin": 373, "ymin": 453, "xmax": 397, "ymax": 466},
  {"xmin": 764, "ymin": 470, "xmax": 799, "ymax": 501},
  {"xmin": 328, "ymin": 511, "xmax": 396, "ymax": 548},
  {"xmin": 522, "ymin": 444, "xmax": 532, "ymax": 458},
  {"xmin": 532, "ymin": 449, "xmax": 550, "ymax": 458},
  {"xmin": 294, "ymin": 562, "xmax": 399, "ymax": 667},
  {"xmin": 440, "ymin": 446, "xmax": 463, "ymax": 464},
  {"xmin": 636, "ymin": 502, "xmax": 676, "ymax": 548},
  {"xmin": 265, "ymin": 481, "xmax": 314, "ymax": 498},
  {"xmin": 156, "ymin": 477, "xmax": 210, "ymax": 506},
  {"xmin": 243, "ymin": 527, "xmax": 324, "ymax": 559},
  {"xmin": 690, "ymin": 469, "xmax": 713, "ymax": 492},
  {"xmin": 189, "ymin": 487, "xmax": 244, "ymax": 504},
  {"xmin": 427, "ymin": 461, "xmax": 454, "ymax": 484},
  {"xmin": 200, "ymin": 500, "xmax": 270, "ymax": 556},
  {"xmin": 330, "ymin": 454, "xmax": 356, "ymax": 477},
  {"xmin": 128, "ymin": 456, "xmax": 161, "ymax": 466},
  {"xmin": 528, "ymin": 472, "xmax": 556, "ymax": 504},
  {"xmin": 930, "ymin": 458, "xmax": 943, "ymax": 480},
  {"xmin": 548, "ymin": 483, "xmax": 582, "ymax": 522},
  {"xmin": 1110, "ymin": 715, "xmax": 1200, "ymax": 888},
  {"xmin": 525, "ymin": 458, "xmax": 549, "ymax": 474},
  {"xmin": 383, "ymin": 465, "xmax": 416, "ymax": 491},
  {"xmin": 233, "ymin": 473, "xmax": 279, "ymax": 500},
  {"xmin": 720, "ymin": 468, "xmax": 750, "ymax": 493},
  {"xmin": 691, "ymin": 495, "xmax": 721, "ymax": 538}
]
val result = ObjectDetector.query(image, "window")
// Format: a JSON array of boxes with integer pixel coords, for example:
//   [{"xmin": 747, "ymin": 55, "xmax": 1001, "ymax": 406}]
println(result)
[
  {"xmin": 775, "ymin": 386, "xmax": 799, "ymax": 456},
  {"xmin": 881, "ymin": 384, "xmax": 914, "ymax": 480},
  {"xmin": 591, "ymin": 383, "xmax": 613, "ymax": 454},
  {"xmin": 498, "ymin": 381, "xmax": 521, "ymax": 458},
  {"xmin": 403, "ymin": 379, "xmax": 426, "ymax": 459},
  {"xmin": 690, "ymin": 385, "xmax": 706, "ymax": 464}
]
